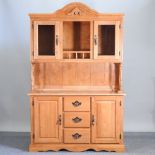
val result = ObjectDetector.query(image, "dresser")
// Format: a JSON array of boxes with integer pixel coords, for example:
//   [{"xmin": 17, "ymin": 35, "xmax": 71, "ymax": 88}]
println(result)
[{"xmin": 28, "ymin": 2, "xmax": 125, "ymax": 152}]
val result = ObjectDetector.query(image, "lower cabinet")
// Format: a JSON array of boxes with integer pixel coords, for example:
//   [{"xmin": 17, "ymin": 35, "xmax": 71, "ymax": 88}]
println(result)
[
  {"xmin": 92, "ymin": 96, "xmax": 122, "ymax": 144},
  {"xmin": 30, "ymin": 95, "xmax": 124, "ymax": 152},
  {"xmin": 33, "ymin": 96, "xmax": 62, "ymax": 143}
]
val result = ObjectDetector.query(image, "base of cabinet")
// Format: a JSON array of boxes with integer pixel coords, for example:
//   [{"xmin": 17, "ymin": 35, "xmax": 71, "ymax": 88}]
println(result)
[{"xmin": 29, "ymin": 143, "xmax": 125, "ymax": 152}]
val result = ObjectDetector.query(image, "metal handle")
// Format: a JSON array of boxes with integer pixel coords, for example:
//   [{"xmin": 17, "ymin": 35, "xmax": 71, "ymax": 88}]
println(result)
[
  {"xmin": 94, "ymin": 35, "xmax": 97, "ymax": 45},
  {"xmin": 91, "ymin": 115, "xmax": 95, "ymax": 125},
  {"xmin": 57, "ymin": 115, "xmax": 61, "ymax": 125},
  {"xmin": 56, "ymin": 35, "xmax": 58, "ymax": 45},
  {"xmin": 72, "ymin": 117, "xmax": 82, "ymax": 123},
  {"xmin": 72, "ymin": 133, "xmax": 82, "ymax": 139},
  {"xmin": 72, "ymin": 100, "xmax": 81, "ymax": 107}
]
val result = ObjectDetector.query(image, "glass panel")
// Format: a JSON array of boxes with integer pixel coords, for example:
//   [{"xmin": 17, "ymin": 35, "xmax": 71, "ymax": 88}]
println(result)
[
  {"xmin": 98, "ymin": 25, "xmax": 115, "ymax": 56},
  {"xmin": 38, "ymin": 25, "xmax": 55, "ymax": 55},
  {"xmin": 63, "ymin": 21, "xmax": 90, "ymax": 51}
]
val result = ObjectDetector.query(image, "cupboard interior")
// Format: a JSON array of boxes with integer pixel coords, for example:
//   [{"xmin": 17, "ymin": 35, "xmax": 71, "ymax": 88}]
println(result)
[
  {"xmin": 63, "ymin": 21, "xmax": 90, "ymax": 59},
  {"xmin": 38, "ymin": 25, "xmax": 55, "ymax": 56},
  {"xmin": 98, "ymin": 25, "xmax": 115, "ymax": 56}
]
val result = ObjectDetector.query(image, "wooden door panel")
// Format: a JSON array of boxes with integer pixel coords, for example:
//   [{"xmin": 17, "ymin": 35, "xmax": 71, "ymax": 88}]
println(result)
[
  {"xmin": 96, "ymin": 101, "xmax": 115, "ymax": 138},
  {"xmin": 34, "ymin": 97, "xmax": 62, "ymax": 143},
  {"xmin": 92, "ymin": 96, "xmax": 121, "ymax": 143}
]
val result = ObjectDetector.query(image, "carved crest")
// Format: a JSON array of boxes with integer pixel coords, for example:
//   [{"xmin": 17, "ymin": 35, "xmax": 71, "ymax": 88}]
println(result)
[
  {"xmin": 29, "ymin": 2, "xmax": 100, "ymax": 18},
  {"xmin": 68, "ymin": 7, "xmax": 82, "ymax": 16},
  {"xmin": 54, "ymin": 2, "xmax": 98, "ymax": 17}
]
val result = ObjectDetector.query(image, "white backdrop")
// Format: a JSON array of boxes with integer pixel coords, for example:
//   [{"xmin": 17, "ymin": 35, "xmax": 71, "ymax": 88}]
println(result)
[{"xmin": 0, "ymin": 0, "xmax": 155, "ymax": 132}]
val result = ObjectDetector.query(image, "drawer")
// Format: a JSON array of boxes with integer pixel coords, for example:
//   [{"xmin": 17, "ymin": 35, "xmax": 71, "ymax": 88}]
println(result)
[
  {"xmin": 64, "ymin": 96, "xmax": 90, "ymax": 111},
  {"xmin": 64, "ymin": 129, "xmax": 90, "ymax": 144},
  {"xmin": 64, "ymin": 112, "xmax": 90, "ymax": 127}
]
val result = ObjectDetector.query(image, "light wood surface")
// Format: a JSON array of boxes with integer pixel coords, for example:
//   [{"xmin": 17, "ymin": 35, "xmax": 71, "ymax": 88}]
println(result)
[
  {"xmin": 64, "ymin": 128, "xmax": 90, "ymax": 144},
  {"xmin": 32, "ymin": 62, "xmax": 120, "ymax": 91},
  {"xmin": 92, "ymin": 96, "xmax": 121, "ymax": 144},
  {"xmin": 64, "ymin": 112, "xmax": 90, "ymax": 127},
  {"xmin": 64, "ymin": 96, "xmax": 90, "ymax": 111},
  {"xmin": 29, "ymin": 2, "xmax": 125, "ymax": 152},
  {"xmin": 33, "ymin": 97, "xmax": 62, "ymax": 143},
  {"xmin": 29, "ymin": 143, "xmax": 125, "ymax": 152}
]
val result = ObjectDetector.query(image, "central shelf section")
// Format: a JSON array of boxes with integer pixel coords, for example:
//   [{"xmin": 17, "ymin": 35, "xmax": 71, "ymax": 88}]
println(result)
[{"xmin": 63, "ymin": 21, "xmax": 91, "ymax": 59}]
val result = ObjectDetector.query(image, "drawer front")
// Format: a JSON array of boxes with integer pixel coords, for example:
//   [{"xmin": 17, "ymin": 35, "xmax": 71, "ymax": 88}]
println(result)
[
  {"xmin": 64, "ymin": 129, "xmax": 90, "ymax": 144},
  {"xmin": 64, "ymin": 112, "xmax": 90, "ymax": 127},
  {"xmin": 64, "ymin": 96, "xmax": 90, "ymax": 111}
]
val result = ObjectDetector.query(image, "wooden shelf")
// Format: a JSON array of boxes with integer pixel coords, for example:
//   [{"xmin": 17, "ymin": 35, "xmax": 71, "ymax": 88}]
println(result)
[
  {"xmin": 28, "ymin": 90, "xmax": 125, "ymax": 96},
  {"xmin": 63, "ymin": 51, "xmax": 90, "ymax": 59}
]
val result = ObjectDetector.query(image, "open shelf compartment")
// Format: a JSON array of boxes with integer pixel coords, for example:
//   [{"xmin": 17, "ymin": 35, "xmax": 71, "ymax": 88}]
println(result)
[{"xmin": 63, "ymin": 21, "xmax": 91, "ymax": 59}]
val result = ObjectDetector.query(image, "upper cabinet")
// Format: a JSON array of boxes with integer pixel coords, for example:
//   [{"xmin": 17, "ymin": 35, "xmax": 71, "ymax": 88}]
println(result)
[
  {"xmin": 30, "ymin": 3, "xmax": 123, "ymax": 61},
  {"xmin": 94, "ymin": 21, "xmax": 121, "ymax": 60},
  {"xmin": 63, "ymin": 21, "xmax": 92, "ymax": 59},
  {"xmin": 34, "ymin": 21, "xmax": 60, "ymax": 59}
]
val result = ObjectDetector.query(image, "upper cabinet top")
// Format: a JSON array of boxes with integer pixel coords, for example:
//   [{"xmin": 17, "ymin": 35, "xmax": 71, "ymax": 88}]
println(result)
[
  {"xmin": 29, "ymin": 2, "xmax": 124, "ymax": 61},
  {"xmin": 29, "ymin": 2, "xmax": 124, "ymax": 20}
]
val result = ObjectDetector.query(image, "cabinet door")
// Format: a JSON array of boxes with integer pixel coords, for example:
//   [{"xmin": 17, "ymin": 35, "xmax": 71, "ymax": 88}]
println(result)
[
  {"xmin": 91, "ymin": 96, "xmax": 122, "ymax": 143},
  {"xmin": 34, "ymin": 96, "xmax": 62, "ymax": 143},
  {"xmin": 94, "ymin": 21, "xmax": 121, "ymax": 60},
  {"xmin": 34, "ymin": 21, "xmax": 60, "ymax": 59}
]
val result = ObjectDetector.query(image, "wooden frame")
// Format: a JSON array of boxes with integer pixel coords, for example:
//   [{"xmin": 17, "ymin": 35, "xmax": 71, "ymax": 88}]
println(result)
[
  {"xmin": 34, "ymin": 21, "xmax": 60, "ymax": 59},
  {"xmin": 28, "ymin": 2, "xmax": 125, "ymax": 152},
  {"xmin": 94, "ymin": 21, "xmax": 120, "ymax": 60}
]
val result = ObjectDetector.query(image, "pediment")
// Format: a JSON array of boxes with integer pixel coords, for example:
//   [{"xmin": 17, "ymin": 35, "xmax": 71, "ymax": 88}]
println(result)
[{"xmin": 54, "ymin": 2, "xmax": 98, "ymax": 17}]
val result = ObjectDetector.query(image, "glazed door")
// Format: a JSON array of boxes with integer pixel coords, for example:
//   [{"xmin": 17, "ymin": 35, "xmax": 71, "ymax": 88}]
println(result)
[
  {"xmin": 34, "ymin": 96, "xmax": 62, "ymax": 143},
  {"xmin": 91, "ymin": 96, "xmax": 122, "ymax": 143},
  {"xmin": 34, "ymin": 21, "xmax": 60, "ymax": 59},
  {"xmin": 94, "ymin": 21, "xmax": 121, "ymax": 60}
]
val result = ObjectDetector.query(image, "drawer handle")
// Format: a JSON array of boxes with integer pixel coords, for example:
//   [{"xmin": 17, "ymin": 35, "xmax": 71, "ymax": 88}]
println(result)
[
  {"xmin": 72, "ymin": 133, "xmax": 82, "ymax": 139},
  {"xmin": 72, "ymin": 100, "xmax": 81, "ymax": 107},
  {"xmin": 72, "ymin": 117, "xmax": 82, "ymax": 123}
]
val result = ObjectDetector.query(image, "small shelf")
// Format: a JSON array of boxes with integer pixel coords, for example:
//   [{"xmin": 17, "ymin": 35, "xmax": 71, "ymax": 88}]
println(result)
[
  {"xmin": 63, "ymin": 21, "xmax": 91, "ymax": 59},
  {"xmin": 63, "ymin": 51, "xmax": 90, "ymax": 59}
]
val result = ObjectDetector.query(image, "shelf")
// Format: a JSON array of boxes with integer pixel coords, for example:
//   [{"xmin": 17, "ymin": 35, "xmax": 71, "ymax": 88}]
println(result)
[
  {"xmin": 31, "ymin": 59, "xmax": 123, "ymax": 63},
  {"xmin": 63, "ymin": 51, "xmax": 90, "ymax": 59},
  {"xmin": 28, "ymin": 90, "xmax": 125, "ymax": 96}
]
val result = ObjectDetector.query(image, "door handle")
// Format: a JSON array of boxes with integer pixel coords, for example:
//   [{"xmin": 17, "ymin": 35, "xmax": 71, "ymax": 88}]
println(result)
[
  {"xmin": 57, "ymin": 115, "xmax": 61, "ymax": 125},
  {"xmin": 91, "ymin": 115, "xmax": 95, "ymax": 125},
  {"xmin": 56, "ymin": 35, "xmax": 58, "ymax": 45},
  {"xmin": 94, "ymin": 35, "xmax": 97, "ymax": 45}
]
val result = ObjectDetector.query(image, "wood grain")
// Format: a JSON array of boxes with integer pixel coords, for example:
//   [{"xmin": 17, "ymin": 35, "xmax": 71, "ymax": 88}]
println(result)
[
  {"xmin": 64, "ymin": 112, "xmax": 90, "ymax": 127},
  {"xmin": 29, "ymin": 2, "xmax": 125, "ymax": 152}
]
